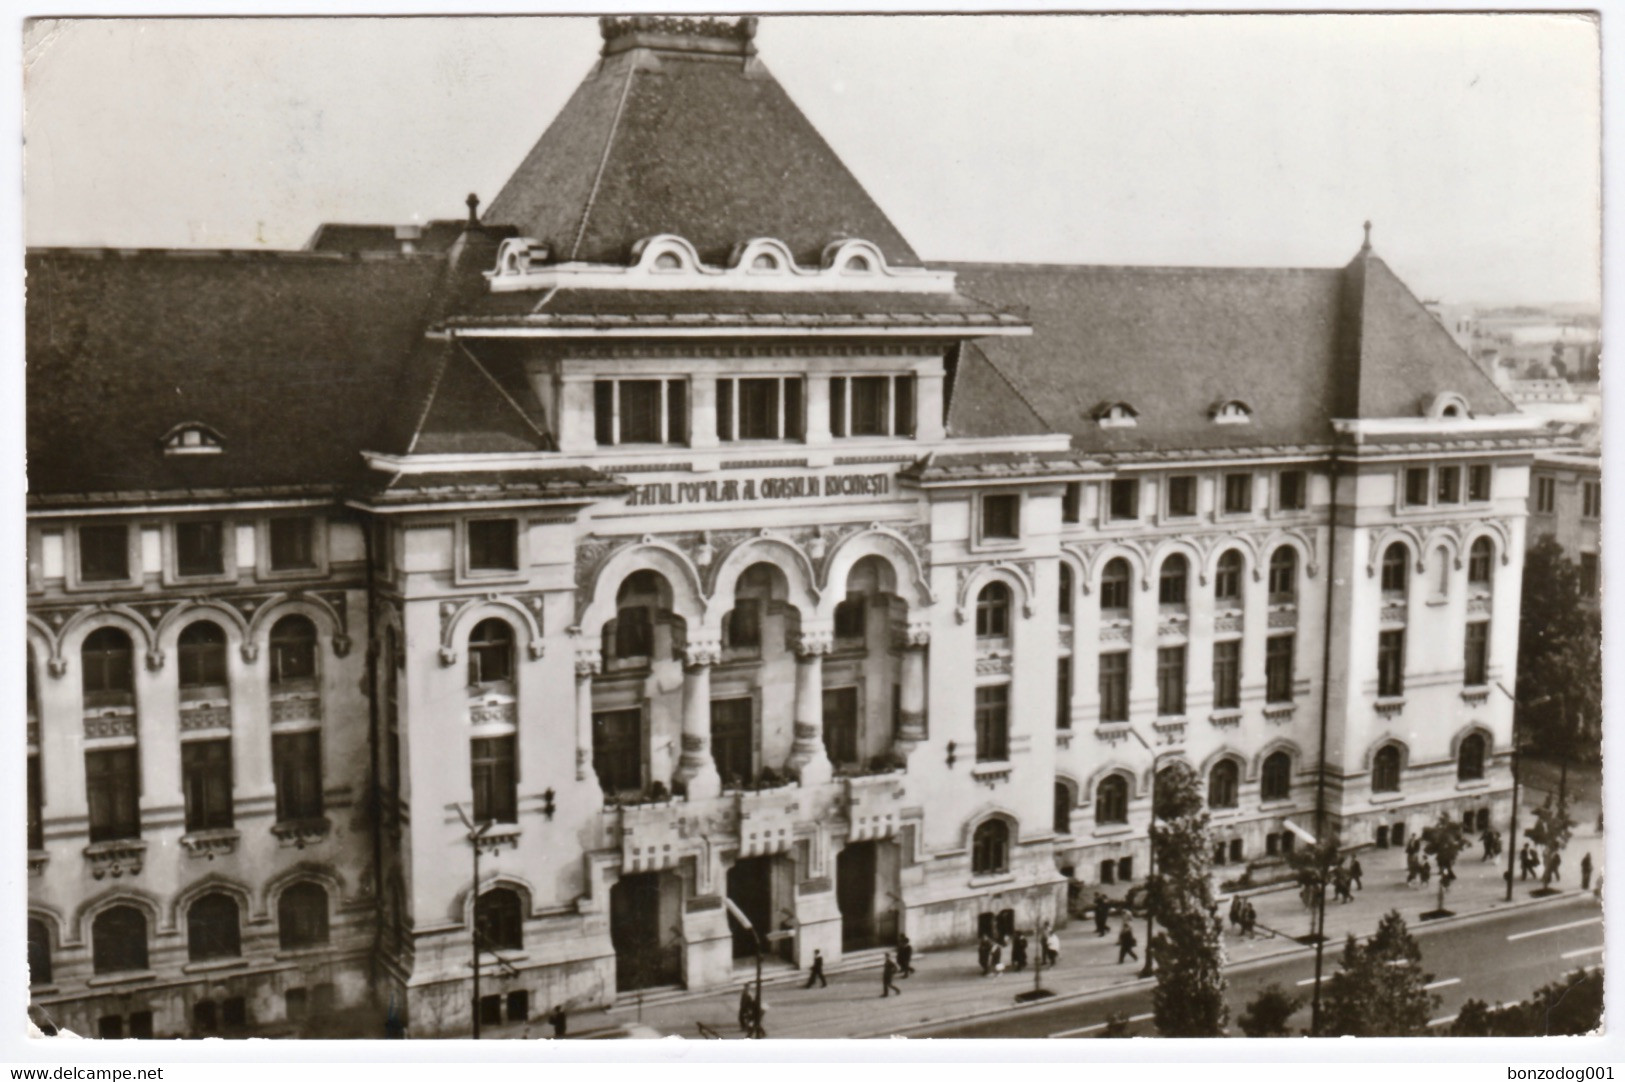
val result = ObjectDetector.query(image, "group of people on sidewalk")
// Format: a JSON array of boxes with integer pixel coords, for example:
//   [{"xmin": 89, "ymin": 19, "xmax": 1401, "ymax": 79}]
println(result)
[{"xmin": 975, "ymin": 924, "xmax": 1060, "ymax": 977}]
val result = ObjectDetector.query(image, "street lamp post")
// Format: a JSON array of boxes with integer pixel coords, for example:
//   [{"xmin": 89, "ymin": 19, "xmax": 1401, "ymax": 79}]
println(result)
[
  {"xmin": 1496, "ymin": 684, "xmax": 1544, "ymax": 903},
  {"xmin": 456, "ymin": 808, "xmax": 495, "ymax": 1039},
  {"xmin": 1129, "ymin": 729, "xmax": 1181, "ymax": 979}
]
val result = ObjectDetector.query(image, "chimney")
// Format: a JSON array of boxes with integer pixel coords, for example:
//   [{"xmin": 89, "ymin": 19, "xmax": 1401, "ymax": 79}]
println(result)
[{"xmin": 394, "ymin": 224, "xmax": 422, "ymax": 255}]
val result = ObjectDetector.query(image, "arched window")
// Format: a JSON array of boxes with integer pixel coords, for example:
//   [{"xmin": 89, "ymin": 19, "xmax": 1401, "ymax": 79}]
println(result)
[
  {"xmin": 278, "ymin": 882, "xmax": 330, "ymax": 950},
  {"xmin": 1058, "ymin": 564, "xmax": 1074, "ymax": 624},
  {"xmin": 475, "ymin": 887, "xmax": 523, "ymax": 952},
  {"xmin": 1214, "ymin": 550, "xmax": 1243, "ymax": 605},
  {"xmin": 971, "ymin": 820, "xmax": 1010, "ymax": 876},
  {"xmin": 1096, "ymin": 775, "xmax": 1129, "ymax": 825},
  {"xmin": 1208, "ymin": 759, "xmax": 1239, "ymax": 809},
  {"xmin": 1457, "ymin": 734, "xmax": 1486, "ymax": 782},
  {"xmin": 92, "ymin": 906, "xmax": 147, "ymax": 974},
  {"xmin": 467, "ymin": 618, "xmax": 514, "ymax": 689},
  {"xmin": 81, "ymin": 627, "xmax": 134, "ymax": 707},
  {"xmin": 608, "ymin": 570, "xmax": 665, "ymax": 663},
  {"xmin": 178, "ymin": 620, "xmax": 228, "ymax": 693},
  {"xmin": 1050, "ymin": 782, "xmax": 1072, "ymax": 835},
  {"xmin": 187, "ymin": 893, "xmax": 242, "ymax": 961},
  {"xmin": 1380, "ymin": 544, "xmax": 1409, "ymax": 596},
  {"xmin": 1268, "ymin": 548, "xmax": 1298, "ymax": 602},
  {"xmin": 28, "ymin": 919, "xmax": 51, "ymax": 985},
  {"xmin": 1158, "ymin": 554, "xmax": 1188, "ymax": 607},
  {"xmin": 1372, "ymin": 745, "xmax": 1402, "ymax": 793},
  {"xmin": 1261, "ymin": 751, "xmax": 1292, "ymax": 801},
  {"xmin": 1100, "ymin": 558, "xmax": 1132, "ymax": 612},
  {"xmin": 270, "ymin": 615, "xmax": 318, "ymax": 686},
  {"xmin": 1468, "ymin": 538, "xmax": 1494, "ymax": 588},
  {"xmin": 976, "ymin": 582, "xmax": 1011, "ymax": 639}
]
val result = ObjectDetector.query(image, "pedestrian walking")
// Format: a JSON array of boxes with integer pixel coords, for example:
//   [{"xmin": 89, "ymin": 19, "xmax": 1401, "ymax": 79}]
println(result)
[
  {"xmin": 804, "ymin": 948, "xmax": 827, "ymax": 989},
  {"xmin": 1334, "ymin": 867, "xmax": 1352, "ymax": 904},
  {"xmin": 1010, "ymin": 931, "xmax": 1028, "ymax": 973},
  {"xmin": 1045, "ymin": 926, "xmax": 1061, "ymax": 967},
  {"xmin": 1581, "ymin": 853, "xmax": 1593, "ymax": 891},
  {"xmin": 548, "ymin": 1004, "xmax": 567, "ymax": 1038},
  {"xmin": 880, "ymin": 953, "xmax": 902, "ymax": 997},
  {"xmin": 977, "ymin": 933, "xmax": 993, "ymax": 976},
  {"xmin": 1350, "ymin": 856, "xmax": 1363, "ymax": 891},
  {"xmin": 1551, "ymin": 852, "xmax": 1563, "ymax": 882},
  {"xmin": 1481, "ymin": 828, "xmax": 1496, "ymax": 862},
  {"xmin": 1405, "ymin": 853, "xmax": 1419, "ymax": 887},
  {"xmin": 1229, "ymin": 894, "xmax": 1243, "ymax": 932},
  {"xmin": 991, "ymin": 935, "xmax": 1006, "ymax": 976},
  {"xmin": 1419, "ymin": 856, "xmax": 1431, "ymax": 886},
  {"xmin": 1241, "ymin": 899, "xmax": 1257, "ymax": 939},
  {"xmin": 1520, "ymin": 844, "xmax": 1537, "ymax": 881},
  {"xmin": 1117, "ymin": 922, "xmax": 1138, "ymax": 964},
  {"xmin": 1094, "ymin": 893, "xmax": 1111, "ymax": 937},
  {"xmin": 897, "ymin": 935, "xmax": 915, "ymax": 977}
]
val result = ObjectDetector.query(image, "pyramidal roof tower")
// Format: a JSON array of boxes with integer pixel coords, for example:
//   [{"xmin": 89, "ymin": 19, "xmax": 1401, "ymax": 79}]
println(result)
[{"xmin": 482, "ymin": 16, "xmax": 921, "ymax": 268}]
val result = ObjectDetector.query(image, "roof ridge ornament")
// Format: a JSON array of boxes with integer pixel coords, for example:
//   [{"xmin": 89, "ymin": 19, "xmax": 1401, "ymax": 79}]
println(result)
[{"xmin": 1361, "ymin": 220, "xmax": 1373, "ymax": 252}]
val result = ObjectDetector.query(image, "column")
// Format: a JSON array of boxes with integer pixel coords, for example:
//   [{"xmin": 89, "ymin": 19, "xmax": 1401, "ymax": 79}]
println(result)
[
  {"xmin": 574, "ymin": 646, "xmax": 601, "ymax": 782},
  {"xmin": 895, "ymin": 621, "xmax": 930, "ymax": 752},
  {"xmin": 674, "ymin": 639, "xmax": 721, "ymax": 800},
  {"xmin": 789, "ymin": 626, "xmax": 833, "ymax": 785}
]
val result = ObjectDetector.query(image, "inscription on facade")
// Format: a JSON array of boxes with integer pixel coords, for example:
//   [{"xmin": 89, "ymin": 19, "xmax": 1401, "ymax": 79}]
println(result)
[{"xmin": 625, "ymin": 472, "xmax": 891, "ymax": 507}]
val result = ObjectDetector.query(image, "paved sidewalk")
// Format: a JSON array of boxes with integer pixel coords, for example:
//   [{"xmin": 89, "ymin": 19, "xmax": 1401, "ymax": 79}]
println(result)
[{"xmin": 584, "ymin": 819, "xmax": 1603, "ymax": 1039}]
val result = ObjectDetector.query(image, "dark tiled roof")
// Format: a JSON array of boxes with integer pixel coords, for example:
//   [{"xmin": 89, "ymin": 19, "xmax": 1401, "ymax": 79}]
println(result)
[
  {"xmin": 370, "ymin": 467, "xmax": 626, "ymax": 505},
  {"xmin": 948, "ymin": 253, "xmax": 1516, "ymax": 453},
  {"xmin": 26, "ymin": 250, "xmax": 447, "ymax": 500},
  {"xmin": 403, "ymin": 341, "xmax": 553, "ymax": 455},
  {"xmin": 482, "ymin": 46, "xmax": 919, "ymax": 269},
  {"xmin": 305, "ymin": 220, "xmax": 485, "ymax": 254},
  {"xmin": 944, "ymin": 343, "xmax": 1052, "ymax": 438},
  {"xmin": 447, "ymin": 287, "xmax": 1021, "ymax": 330},
  {"xmin": 903, "ymin": 449, "xmax": 1107, "ymax": 484}
]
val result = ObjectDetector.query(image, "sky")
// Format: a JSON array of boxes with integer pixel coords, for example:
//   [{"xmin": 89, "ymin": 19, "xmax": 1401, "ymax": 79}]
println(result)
[{"xmin": 21, "ymin": 13, "xmax": 1602, "ymax": 306}]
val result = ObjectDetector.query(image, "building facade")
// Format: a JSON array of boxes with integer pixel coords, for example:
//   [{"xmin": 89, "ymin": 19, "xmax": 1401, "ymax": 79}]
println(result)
[{"xmin": 26, "ymin": 17, "xmax": 1562, "ymax": 1038}]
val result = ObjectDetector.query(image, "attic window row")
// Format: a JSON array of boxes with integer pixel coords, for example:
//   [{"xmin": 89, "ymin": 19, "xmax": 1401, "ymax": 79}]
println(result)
[{"xmin": 1091, "ymin": 400, "xmax": 1254, "ymax": 429}]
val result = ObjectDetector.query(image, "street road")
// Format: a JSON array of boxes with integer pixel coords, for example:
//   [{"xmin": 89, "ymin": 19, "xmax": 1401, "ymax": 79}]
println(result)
[{"xmin": 904, "ymin": 894, "xmax": 1602, "ymax": 1037}]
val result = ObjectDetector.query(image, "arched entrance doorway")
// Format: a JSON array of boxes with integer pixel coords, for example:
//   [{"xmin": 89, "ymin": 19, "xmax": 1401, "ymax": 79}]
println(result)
[
  {"xmin": 837, "ymin": 839, "xmax": 901, "ymax": 951},
  {"xmin": 610, "ymin": 871, "xmax": 682, "ymax": 991}
]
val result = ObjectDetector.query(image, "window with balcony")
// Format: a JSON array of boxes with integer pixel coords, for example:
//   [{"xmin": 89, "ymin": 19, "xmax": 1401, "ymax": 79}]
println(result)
[
  {"xmin": 471, "ymin": 735, "xmax": 517, "ymax": 824},
  {"xmin": 86, "ymin": 747, "xmax": 140, "ymax": 842},
  {"xmin": 269, "ymin": 516, "xmax": 316, "ymax": 571},
  {"xmin": 1096, "ymin": 774, "xmax": 1129, "ymax": 825},
  {"xmin": 1098, "ymin": 652, "xmax": 1129, "ymax": 722},
  {"xmin": 1156, "ymin": 646, "xmax": 1185, "ymax": 716},
  {"xmin": 1261, "ymin": 751, "xmax": 1291, "ymax": 801},
  {"xmin": 594, "ymin": 378, "xmax": 687, "ymax": 446},
  {"xmin": 176, "ymin": 521, "xmax": 226, "ymax": 578},
  {"xmin": 710, "ymin": 697, "xmax": 754, "ymax": 785},
  {"xmin": 1212, "ymin": 640, "xmax": 1240, "ymax": 710},
  {"xmin": 971, "ymin": 819, "xmax": 1010, "ymax": 876},
  {"xmin": 1266, "ymin": 635, "xmax": 1295, "ymax": 703},
  {"xmin": 1268, "ymin": 547, "xmax": 1297, "ymax": 602},
  {"xmin": 1214, "ymin": 549, "xmax": 1242, "ymax": 606},
  {"xmin": 1100, "ymin": 558, "xmax": 1131, "ymax": 613},
  {"xmin": 78, "ymin": 524, "xmax": 130, "ymax": 583},
  {"xmin": 1277, "ymin": 470, "xmax": 1307, "ymax": 511},
  {"xmin": 1378, "ymin": 629, "xmax": 1406, "ymax": 698},
  {"xmin": 273, "ymin": 730, "xmax": 324, "ymax": 823},
  {"xmin": 974, "ymin": 684, "xmax": 1009, "ymax": 762},
  {"xmin": 980, "ymin": 494, "xmax": 1020, "ymax": 542},
  {"xmin": 1108, "ymin": 479, "xmax": 1139, "ymax": 521},
  {"xmin": 182, "ymin": 738, "xmax": 233, "ymax": 832},
  {"xmin": 717, "ymin": 376, "xmax": 804, "ymax": 441},
  {"xmin": 468, "ymin": 519, "xmax": 519, "ymax": 573},
  {"xmin": 829, "ymin": 374, "xmax": 915, "ymax": 438},
  {"xmin": 1222, "ymin": 473, "xmax": 1253, "ymax": 514},
  {"xmin": 92, "ymin": 906, "xmax": 148, "ymax": 974},
  {"xmin": 1464, "ymin": 621, "xmax": 1489, "ymax": 687},
  {"xmin": 278, "ymin": 882, "xmax": 330, "ymax": 950},
  {"xmin": 1166, "ymin": 475, "xmax": 1197, "ymax": 518},
  {"xmin": 187, "ymin": 893, "xmax": 242, "ymax": 962}
]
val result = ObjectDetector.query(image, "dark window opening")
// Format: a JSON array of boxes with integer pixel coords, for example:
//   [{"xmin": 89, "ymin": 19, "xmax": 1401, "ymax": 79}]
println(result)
[
  {"xmin": 187, "ymin": 893, "xmax": 241, "ymax": 962},
  {"xmin": 1223, "ymin": 473, "xmax": 1253, "ymax": 514},
  {"xmin": 1208, "ymin": 760, "xmax": 1239, "ymax": 809},
  {"xmin": 974, "ymin": 684, "xmax": 1009, "ymax": 762},
  {"xmin": 1277, "ymin": 470, "xmax": 1307, "ymax": 511},
  {"xmin": 182, "ymin": 738, "xmax": 234, "ymax": 832},
  {"xmin": 86, "ymin": 747, "xmax": 141, "ymax": 842},
  {"xmin": 467, "ymin": 619, "xmax": 515, "ymax": 689},
  {"xmin": 1061, "ymin": 482, "xmax": 1082, "ymax": 523},
  {"xmin": 976, "ymin": 582, "xmax": 1011, "ymax": 639},
  {"xmin": 1166, "ymin": 475, "xmax": 1197, "ymax": 518},
  {"xmin": 1266, "ymin": 635, "xmax": 1295, "ymax": 703},
  {"xmin": 1268, "ymin": 548, "xmax": 1297, "ymax": 601},
  {"xmin": 82, "ymin": 627, "xmax": 135, "ymax": 708},
  {"xmin": 1378, "ymin": 629, "xmax": 1406, "ymax": 698},
  {"xmin": 1096, "ymin": 775, "xmax": 1128, "ymax": 824},
  {"xmin": 176, "ymin": 521, "xmax": 226, "ymax": 577},
  {"xmin": 273, "ymin": 730, "xmax": 324, "ymax": 822},
  {"xmin": 1373, "ymin": 746, "xmax": 1402, "ymax": 793},
  {"xmin": 1261, "ymin": 751, "xmax": 1291, "ymax": 801},
  {"xmin": 78, "ymin": 524, "xmax": 130, "ymax": 582},
  {"xmin": 269, "ymin": 517, "xmax": 316, "ymax": 570},
  {"xmin": 475, "ymin": 888, "xmax": 523, "ymax": 952},
  {"xmin": 278, "ymin": 882, "xmax": 330, "ymax": 950},
  {"xmin": 1404, "ymin": 467, "xmax": 1430, "ymax": 507},
  {"xmin": 1053, "ymin": 782, "xmax": 1072, "ymax": 835},
  {"xmin": 468, "ymin": 519, "xmax": 519, "ymax": 572},
  {"xmin": 92, "ymin": 906, "xmax": 148, "ymax": 974},
  {"xmin": 971, "ymin": 819, "xmax": 1009, "ymax": 876},
  {"xmin": 593, "ymin": 708, "xmax": 644, "ymax": 795},
  {"xmin": 1464, "ymin": 621, "xmax": 1489, "ymax": 686},
  {"xmin": 471, "ymin": 735, "xmax": 517, "ymax": 824},
  {"xmin": 1100, "ymin": 558, "xmax": 1131, "ymax": 612},
  {"xmin": 1098, "ymin": 652, "xmax": 1129, "ymax": 722},
  {"xmin": 270, "ymin": 616, "xmax": 318, "ymax": 686},
  {"xmin": 178, "ymin": 621, "xmax": 229, "ymax": 692},
  {"xmin": 1212, "ymin": 640, "xmax": 1241, "ymax": 710},
  {"xmin": 1108, "ymin": 479, "xmax": 1139, "ymax": 521},
  {"xmin": 1457, "ymin": 734, "xmax": 1486, "ymax": 782},
  {"xmin": 1158, "ymin": 554, "xmax": 1188, "ymax": 607},
  {"xmin": 1468, "ymin": 465, "xmax": 1492, "ymax": 502},
  {"xmin": 981, "ymin": 494, "xmax": 1020, "ymax": 541},
  {"xmin": 1156, "ymin": 646, "xmax": 1185, "ymax": 716}
]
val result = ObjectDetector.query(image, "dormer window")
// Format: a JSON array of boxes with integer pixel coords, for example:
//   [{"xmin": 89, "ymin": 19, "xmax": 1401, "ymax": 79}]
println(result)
[
  {"xmin": 162, "ymin": 422, "xmax": 224, "ymax": 456},
  {"xmin": 1095, "ymin": 402, "xmax": 1138, "ymax": 429},
  {"xmin": 1210, "ymin": 400, "xmax": 1253, "ymax": 425},
  {"xmin": 843, "ymin": 254, "xmax": 871, "ymax": 274},
  {"xmin": 653, "ymin": 252, "xmax": 683, "ymax": 271},
  {"xmin": 1425, "ymin": 392, "xmax": 1472, "ymax": 420},
  {"xmin": 751, "ymin": 253, "xmax": 779, "ymax": 271}
]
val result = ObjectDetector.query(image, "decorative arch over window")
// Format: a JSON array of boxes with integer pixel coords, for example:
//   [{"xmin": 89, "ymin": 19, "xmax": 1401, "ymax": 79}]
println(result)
[
  {"xmin": 467, "ymin": 618, "xmax": 515, "ymax": 691},
  {"xmin": 277, "ymin": 881, "xmax": 330, "ymax": 950},
  {"xmin": 1268, "ymin": 547, "xmax": 1298, "ymax": 602},
  {"xmin": 1208, "ymin": 758, "xmax": 1240, "ymax": 809},
  {"xmin": 187, "ymin": 892, "xmax": 242, "ymax": 962},
  {"xmin": 1260, "ymin": 750, "xmax": 1292, "ymax": 801},
  {"xmin": 92, "ymin": 905, "xmax": 148, "ymax": 974},
  {"xmin": 971, "ymin": 818, "xmax": 1011, "ymax": 876},
  {"xmin": 1215, "ymin": 549, "xmax": 1244, "ymax": 605},
  {"xmin": 1210, "ymin": 399, "xmax": 1253, "ymax": 425},
  {"xmin": 1457, "ymin": 733, "xmax": 1487, "ymax": 782},
  {"xmin": 1095, "ymin": 773, "xmax": 1130, "ymax": 825},
  {"xmin": 1468, "ymin": 537, "xmax": 1495, "ymax": 588},
  {"xmin": 976, "ymin": 581, "xmax": 1011, "ymax": 639},
  {"xmin": 1372, "ymin": 744, "xmax": 1403, "ymax": 792},
  {"xmin": 161, "ymin": 422, "xmax": 225, "ymax": 456},
  {"xmin": 1380, "ymin": 543, "xmax": 1410, "ymax": 596},
  {"xmin": 1100, "ymin": 557, "xmax": 1133, "ymax": 612},
  {"xmin": 1158, "ymin": 553, "xmax": 1190, "ymax": 608},
  {"xmin": 82, "ymin": 627, "xmax": 135, "ymax": 708},
  {"xmin": 1094, "ymin": 402, "xmax": 1139, "ymax": 429},
  {"xmin": 475, "ymin": 887, "xmax": 524, "ymax": 952}
]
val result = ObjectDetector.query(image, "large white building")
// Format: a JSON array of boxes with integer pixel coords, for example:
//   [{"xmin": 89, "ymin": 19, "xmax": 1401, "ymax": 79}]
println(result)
[{"xmin": 26, "ymin": 17, "xmax": 1562, "ymax": 1038}]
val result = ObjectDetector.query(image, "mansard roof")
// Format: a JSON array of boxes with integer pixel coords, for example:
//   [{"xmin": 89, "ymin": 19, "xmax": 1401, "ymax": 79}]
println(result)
[
  {"xmin": 948, "ymin": 250, "xmax": 1517, "ymax": 452},
  {"xmin": 481, "ymin": 17, "xmax": 920, "ymax": 270}
]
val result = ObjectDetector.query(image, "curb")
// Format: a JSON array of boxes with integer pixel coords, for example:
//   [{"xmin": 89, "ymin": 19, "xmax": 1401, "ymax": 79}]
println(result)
[{"xmin": 857, "ymin": 886, "xmax": 1594, "ymax": 1038}]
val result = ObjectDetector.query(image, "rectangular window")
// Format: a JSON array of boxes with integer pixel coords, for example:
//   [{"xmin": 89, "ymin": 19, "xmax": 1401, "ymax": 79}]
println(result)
[
  {"xmin": 468, "ymin": 519, "xmax": 519, "ymax": 572},
  {"xmin": 716, "ymin": 377, "xmax": 805, "ymax": 441},
  {"xmin": 1212, "ymin": 640, "xmax": 1240, "ymax": 710},
  {"xmin": 1377, "ymin": 629, "xmax": 1406, "ymax": 698},
  {"xmin": 829, "ymin": 375, "xmax": 915, "ymax": 438},
  {"xmin": 893, "ymin": 373, "xmax": 916, "ymax": 438},
  {"xmin": 1156, "ymin": 646, "xmax": 1185, "ymax": 717},
  {"xmin": 85, "ymin": 747, "xmax": 140, "ymax": 842},
  {"xmin": 1277, "ymin": 470, "xmax": 1307, "ymax": 511},
  {"xmin": 1223, "ymin": 473, "xmax": 1253, "ymax": 514},
  {"xmin": 470, "ymin": 735, "xmax": 517, "ymax": 824},
  {"xmin": 829, "ymin": 376, "xmax": 847, "ymax": 437},
  {"xmin": 176, "ymin": 521, "xmax": 226, "ymax": 577},
  {"xmin": 1266, "ymin": 635, "xmax": 1295, "ymax": 704},
  {"xmin": 974, "ymin": 684, "xmax": 1009, "ymax": 762},
  {"xmin": 1436, "ymin": 465, "xmax": 1462, "ymax": 505},
  {"xmin": 1535, "ymin": 476, "xmax": 1556, "ymax": 514},
  {"xmin": 1404, "ymin": 467, "xmax": 1430, "ymax": 507},
  {"xmin": 1583, "ymin": 481, "xmax": 1601, "ymax": 520},
  {"xmin": 1166, "ymin": 476, "xmax": 1197, "ymax": 518},
  {"xmin": 1098, "ymin": 651, "xmax": 1129, "ymax": 722},
  {"xmin": 593, "ymin": 378, "xmax": 686, "ymax": 446},
  {"xmin": 78, "ymin": 524, "xmax": 130, "ymax": 582},
  {"xmin": 1464, "ymin": 622, "xmax": 1489, "ymax": 687},
  {"xmin": 1468, "ymin": 464, "xmax": 1492, "ymax": 502},
  {"xmin": 273, "ymin": 731, "xmax": 324, "ymax": 822},
  {"xmin": 269, "ymin": 517, "xmax": 316, "ymax": 571},
  {"xmin": 822, "ymin": 686, "xmax": 860, "ymax": 767},
  {"xmin": 592, "ymin": 708, "xmax": 644, "ymax": 794},
  {"xmin": 852, "ymin": 376, "xmax": 890, "ymax": 436},
  {"xmin": 1108, "ymin": 479, "xmax": 1139, "ymax": 521},
  {"xmin": 1061, "ymin": 483, "xmax": 1082, "ymax": 524},
  {"xmin": 182, "ymin": 738, "xmax": 234, "ymax": 832},
  {"xmin": 28, "ymin": 754, "xmax": 43, "ymax": 850},
  {"xmin": 1056, "ymin": 658, "xmax": 1071, "ymax": 730},
  {"xmin": 710, "ymin": 697, "xmax": 754, "ymax": 784},
  {"xmin": 981, "ymin": 494, "xmax": 1020, "ymax": 541},
  {"xmin": 1581, "ymin": 552, "xmax": 1599, "ymax": 596}
]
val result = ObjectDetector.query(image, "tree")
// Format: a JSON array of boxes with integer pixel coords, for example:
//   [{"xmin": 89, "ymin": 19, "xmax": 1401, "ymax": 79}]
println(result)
[
  {"xmin": 1318, "ymin": 911, "xmax": 1439, "ymax": 1036},
  {"xmin": 1448, "ymin": 968, "xmax": 1603, "ymax": 1036},
  {"xmin": 1526, "ymin": 795, "xmax": 1576, "ymax": 895},
  {"xmin": 1147, "ymin": 762, "xmax": 1228, "ymax": 1037},
  {"xmin": 1421, "ymin": 814, "xmax": 1466, "ymax": 917},
  {"xmin": 1518, "ymin": 537, "xmax": 1602, "ymax": 771},
  {"xmin": 1237, "ymin": 983, "xmax": 1304, "ymax": 1037}
]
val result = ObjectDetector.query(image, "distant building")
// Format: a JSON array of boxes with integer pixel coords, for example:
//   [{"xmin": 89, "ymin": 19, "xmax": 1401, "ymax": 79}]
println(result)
[{"xmin": 26, "ymin": 16, "xmax": 1558, "ymax": 1038}]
